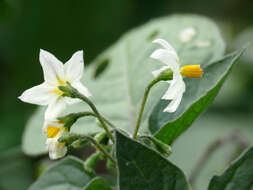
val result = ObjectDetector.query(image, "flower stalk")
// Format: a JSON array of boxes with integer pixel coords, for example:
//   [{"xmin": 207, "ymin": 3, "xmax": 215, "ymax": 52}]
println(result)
[
  {"xmin": 133, "ymin": 69, "xmax": 173, "ymax": 139},
  {"xmin": 58, "ymin": 111, "xmax": 116, "ymax": 130},
  {"xmin": 59, "ymin": 134, "xmax": 116, "ymax": 164},
  {"xmin": 59, "ymin": 83, "xmax": 115, "ymax": 143}
]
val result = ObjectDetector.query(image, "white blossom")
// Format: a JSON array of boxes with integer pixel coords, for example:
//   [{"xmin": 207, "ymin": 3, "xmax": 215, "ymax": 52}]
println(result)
[
  {"xmin": 151, "ymin": 39, "xmax": 186, "ymax": 113},
  {"xmin": 19, "ymin": 50, "xmax": 91, "ymax": 119}
]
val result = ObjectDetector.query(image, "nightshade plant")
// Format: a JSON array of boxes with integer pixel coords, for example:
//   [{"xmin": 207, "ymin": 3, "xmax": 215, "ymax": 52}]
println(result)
[{"xmin": 20, "ymin": 15, "xmax": 253, "ymax": 190}]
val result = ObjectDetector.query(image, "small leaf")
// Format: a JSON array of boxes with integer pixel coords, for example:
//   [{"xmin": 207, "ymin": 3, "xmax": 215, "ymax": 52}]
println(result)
[
  {"xmin": 150, "ymin": 49, "xmax": 245, "ymax": 145},
  {"xmin": 115, "ymin": 130, "xmax": 189, "ymax": 190},
  {"xmin": 84, "ymin": 177, "xmax": 112, "ymax": 190},
  {"xmin": 208, "ymin": 147, "xmax": 253, "ymax": 190},
  {"xmin": 29, "ymin": 156, "xmax": 93, "ymax": 190}
]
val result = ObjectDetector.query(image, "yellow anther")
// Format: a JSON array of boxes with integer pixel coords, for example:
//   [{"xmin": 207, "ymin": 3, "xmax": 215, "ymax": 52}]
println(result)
[
  {"xmin": 52, "ymin": 87, "xmax": 64, "ymax": 95},
  {"xmin": 57, "ymin": 76, "xmax": 67, "ymax": 86},
  {"xmin": 180, "ymin": 65, "xmax": 203, "ymax": 78},
  {"xmin": 51, "ymin": 77, "xmax": 67, "ymax": 95},
  {"xmin": 47, "ymin": 126, "xmax": 60, "ymax": 138}
]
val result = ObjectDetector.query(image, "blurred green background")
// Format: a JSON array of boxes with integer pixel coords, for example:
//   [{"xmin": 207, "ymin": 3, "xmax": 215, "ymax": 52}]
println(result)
[{"xmin": 1, "ymin": 0, "xmax": 253, "ymax": 189}]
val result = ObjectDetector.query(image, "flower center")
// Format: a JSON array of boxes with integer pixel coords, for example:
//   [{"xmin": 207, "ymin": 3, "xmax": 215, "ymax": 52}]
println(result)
[
  {"xmin": 180, "ymin": 65, "xmax": 203, "ymax": 78},
  {"xmin": 47, "ymin": 126, "xmax": 60, "ymax": 138},
  {"xmin": 52, "ymin": 76, "xmax": 68, "ymax": 95}
]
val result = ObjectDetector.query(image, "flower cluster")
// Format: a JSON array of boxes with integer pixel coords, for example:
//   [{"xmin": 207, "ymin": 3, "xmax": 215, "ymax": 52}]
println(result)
[
  {"xmin": 19, "ymin": 38, "xmax": 203, "ymax": 159},
  {"xmin": 19, "ymin": 50, "xmax": 91, "ymax": 159}
]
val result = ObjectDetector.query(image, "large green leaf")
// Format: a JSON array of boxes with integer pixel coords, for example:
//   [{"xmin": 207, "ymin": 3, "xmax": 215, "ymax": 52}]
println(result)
[
  {"xmin": 115, "ymin": 130, "xmax": 189, "ymax": 190},
  {"xmin": 208, "ymin": 147, "xmax": 253, "ymax": 190},
  {"xmin": 150, "ymin": 49, "xmax": 244, "ymax": 145},
  {"xmin": 29, "ymin": 156, "xmax": 93, "ymax": 190},
  {"xmin": 22, "ymin": 14, "xmax": 225, "ymax": 155},
  {"xmin": 84, "ymin": 177, "xmax": 112, "ymax": 190}
]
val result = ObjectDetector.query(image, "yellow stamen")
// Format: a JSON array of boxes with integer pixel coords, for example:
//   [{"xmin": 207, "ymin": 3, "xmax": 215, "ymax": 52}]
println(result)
[
  {"xmin": 51, "ymin": 76, "xmax": 67, "ymax": 95},
  {"xmin": 52, "ymin": 87, "xmax": 64, "ymax": 95},
  {"xmin": 57, "ymin": 76, "xmax": 66, "ymax": 86},
  {"xmin": 180, "ymin": 65, "xmax": 203, "ymax": 78},
  {"xmin": 47, "ymin": 126, "xmax": 60, "ymax": 138}
]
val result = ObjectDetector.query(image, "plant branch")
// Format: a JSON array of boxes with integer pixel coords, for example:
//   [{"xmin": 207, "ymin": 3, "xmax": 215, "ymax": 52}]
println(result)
[
  {"xmin": 59, "ymin": 133, "xmax": 116, "ymax": 164},
  {"xmin": 60, "ymin": 83, "xmax": 115, "ymax": 143},
  {"xmin": 133, "ymin": 79, "xmax": 159, "ymax": 139}
]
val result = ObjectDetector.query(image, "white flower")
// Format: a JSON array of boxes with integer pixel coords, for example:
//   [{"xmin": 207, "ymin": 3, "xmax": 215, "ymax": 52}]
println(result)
[
  {"xmin": 151, "ymin": 39, "xmax": 185, "ymax": 113},
  {"xmin": 151, "ymin": 38, "xmax": 203, "ymax": 113},
  {"xmin": 44, "ymin": 119, "xmax": 68, "ymax": 159},
  {"xmin": 18, "ymin": 50, "xmax": 91, "ymax": 119}
]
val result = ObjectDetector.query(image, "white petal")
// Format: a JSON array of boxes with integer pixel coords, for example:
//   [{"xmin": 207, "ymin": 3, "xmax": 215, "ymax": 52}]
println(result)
[
  {"xmin": 40, "ymin": 49, "xmax": 65, "ymax": 85},
  {"xmin": 18, "ymin": 82, "xmax": 56, "ymax": 105},
  {"xmin": 64, "ymin": 51, "xmax": 84, "ymax": 82},
  {"xmin": 150, "ymin": 49, "xmax": 179, "ymax": 70},
  {"xmin": 63, "ymin": 97, "xmax": 81, "ymax": 105},
  {"xmin": 72, "ymin": 82, "xmax": 91, "ymax": 98},
  {"xmin": 152, "ymin": 66, "xmax": 170, "ymax": 78},
  {"xmin": 163, "ymin": 94, "xmax": 183, "ymax": 113},
  {"xmin": 45, "ymin": 98, "xmax": 66, "ymax": 119},
  {"xmin": 46, "ymin": 138, "xmax": 67, "ymax": 160},
  {"xmin": 162, "ymin": 74, "xmax": 184, "ymax": 100},
  {"xmin": 152, "ymin": 38, "xmax": 176, "ymax": 52},
  {"xmin": 43, "ymin": 119, "xmax": 61, "ymax": 133}
]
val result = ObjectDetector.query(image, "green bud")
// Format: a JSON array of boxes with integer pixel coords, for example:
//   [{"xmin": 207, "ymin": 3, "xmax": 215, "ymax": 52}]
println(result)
[
  {"xmin": 106, "ymin": 156, "xmax": 116, "ymax": 169},
  {"xmin": 58, "ymin": 133, "xmax": 89, "ymax": 146},
  {"xmin": 94, "ymin": 132, "xmax": 109, "ymax": 145},
  {"xmin": 156, "ymin": 68, "xmax": 173, "ymax": 81},
  {"xmin": 84, "ymin": 151, "xmax": 104, "ymax": 174},
  {"xmin": 58, "ymin": 82, "xmax": 79, "ymax": 98},
  {"xmin": 140, "ymin": 136, "xmax": 172, "ymax": 156},
  {"xmin": 58, "ymin": 113, "xmax": 78, "ymax": 129}
]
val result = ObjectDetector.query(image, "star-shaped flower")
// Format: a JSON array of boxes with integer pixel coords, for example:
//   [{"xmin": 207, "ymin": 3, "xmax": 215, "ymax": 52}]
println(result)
[
  {"xmin": 151, "ymin": 38, "xmax": 203, "ymax": 112},
  {"xmin": 19, "ymin": 50, "xmax": 91, "ymax": 119}
]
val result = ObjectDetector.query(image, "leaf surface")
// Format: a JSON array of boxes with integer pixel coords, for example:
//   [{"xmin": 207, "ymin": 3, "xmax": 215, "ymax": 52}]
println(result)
[
  {"xmin": 208, "ymin": 147, "xmax": 253, "ymax": 190},
  {"xmin": 115, "ymin": 130, "xmax": 189, "ymax": 190},
  {"xmin": 29, "ymin": 156, "xmax": 93, "ymax": 190},
  {"xmin": 84, "ymin": 177, "xmax": 112, "ymax": 190}
]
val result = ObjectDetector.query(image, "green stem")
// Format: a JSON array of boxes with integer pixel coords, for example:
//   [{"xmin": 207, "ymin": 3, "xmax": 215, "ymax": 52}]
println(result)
[
  {"xmin": 63, "ymin": 111, "xmax": 116, "ymax": 129},
  {"xmin": 84, "ymin": 135, "xmax": 116, "ymax": 164},
  {"xmin": 71, "ymin": 92, "xmax": 115, "ymax": 143},
  {"xmin": 133, "ymin": 79, "xmax": 159, "ymax": 139},
  {"xmin": 59, "ymin": 133, "xmax": 116, "ymax": 164}
]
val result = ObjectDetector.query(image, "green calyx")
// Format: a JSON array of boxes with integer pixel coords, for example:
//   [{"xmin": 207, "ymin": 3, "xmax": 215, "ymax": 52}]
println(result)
[{"xmin": 156, "ymin": 68, "xmax": 173, "ymax": 82}]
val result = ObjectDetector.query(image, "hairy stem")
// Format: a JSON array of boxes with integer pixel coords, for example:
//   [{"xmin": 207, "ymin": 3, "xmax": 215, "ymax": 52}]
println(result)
[
  {"xmin": 60, "ymin": 83, "xmax": 115, "ymax": 143},
  {"xmin": 133, "ymin": 79, "xmax": 159, "ymax": 139},
  {"xmin": 84, "ymin": 135, "xmax": 116, "ymax": 164},
  {"xmin": 59, "ymin": 111, "xmax": 116, "ymax": 129}
]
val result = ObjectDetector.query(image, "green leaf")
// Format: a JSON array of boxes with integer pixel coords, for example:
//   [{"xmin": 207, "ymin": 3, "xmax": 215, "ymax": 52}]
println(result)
[
  {"xmin": 208, "ymin": 147, "xmax": 253, "ymax": 190},
  {"xmin": 115, "ymin": 130, "xmax": 189, "ymax": 190},
  {"xmin": 150, "ymin": 49, "xmax": 245, "ymax": 145},
  {"xmin": 22, "ymin": 14, "xmax": 225, "ymax": 155},
  {"xmin": 29, "ymin": 156, "xmax": 93, "ymax": 190},
  {"xmin": 84, "ymin": 177, "xmax": 112, "ymax": 190}
]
